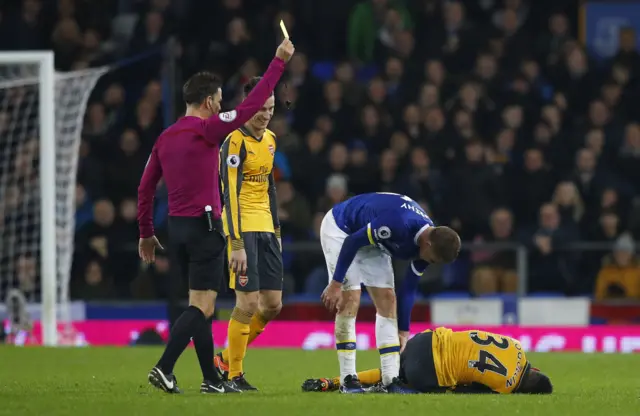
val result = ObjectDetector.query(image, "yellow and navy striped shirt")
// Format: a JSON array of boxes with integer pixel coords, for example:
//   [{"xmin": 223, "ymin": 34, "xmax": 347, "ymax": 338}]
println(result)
[
  {"xmin": 219, "ymin": 127, "xmax": 280, "ymax": 249},
  {"xmin": 428, "ymin": 327, "xmax": 529, "ymax": 394}
]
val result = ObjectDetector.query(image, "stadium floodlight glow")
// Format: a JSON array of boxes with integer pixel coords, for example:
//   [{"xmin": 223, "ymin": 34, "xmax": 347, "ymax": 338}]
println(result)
[{"xmin": 0, "ymin": 51, "xmax": 106, "ymax": 346}]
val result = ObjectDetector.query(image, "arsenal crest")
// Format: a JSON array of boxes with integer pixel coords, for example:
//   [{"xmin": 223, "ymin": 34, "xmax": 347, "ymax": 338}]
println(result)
[
  {"xmin": 239, "ymin": 274, "xmax": 248, "ymax": 287},
  {"xmin": 268, "ymin": 145, "xmax": 275, "ymax": 156}
]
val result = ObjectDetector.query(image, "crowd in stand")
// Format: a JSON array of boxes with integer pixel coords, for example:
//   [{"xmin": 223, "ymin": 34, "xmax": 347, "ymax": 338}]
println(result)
[{"xmin": 1, "ymin": 0, "xmax": 640, "ymax": 302}]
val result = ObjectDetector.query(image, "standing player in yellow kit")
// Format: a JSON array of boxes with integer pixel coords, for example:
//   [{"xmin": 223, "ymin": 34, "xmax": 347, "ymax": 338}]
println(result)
[
  {"xmin": 302, "ymin": 327, "xmax": 553, "ymax": 394},
  {"xmin": 216, "ymin": 77, "xmax": 283, "ymax": 391}
]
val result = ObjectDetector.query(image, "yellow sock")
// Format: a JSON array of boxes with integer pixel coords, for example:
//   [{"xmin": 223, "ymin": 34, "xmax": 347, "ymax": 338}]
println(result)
[
  {"xmin": 227, "ymin": 307, "xmax": 252, "ymax": 378},
  {"xmin": 331, "ymin": 369, "xmax": 381, "ymax": 386},
  {"xmin": 358, "ymin": 368, "xmax": 382, "ymax": 385},
  {"xmin": 248, "ymin": 312, "xmax": 269, "ymax": 344},
  {"xmin": 221, "ymin": 312, "xmax": 269, "ymax": 363}
]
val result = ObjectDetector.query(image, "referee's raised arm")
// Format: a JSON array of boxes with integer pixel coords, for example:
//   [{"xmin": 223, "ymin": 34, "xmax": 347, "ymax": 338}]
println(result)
[
  {"xmin": 137, "ymin": 38, "xmax": 295, "ymax": 245},
  {"xmin": 137, "ymin": 38, "xmax": 295, "ymax": 395}
]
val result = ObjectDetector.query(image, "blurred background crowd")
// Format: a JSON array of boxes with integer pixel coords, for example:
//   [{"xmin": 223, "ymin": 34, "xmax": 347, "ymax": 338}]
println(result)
[{"xmin": 1, "ymin": 0, "xmax": 640, "ymax": 303}]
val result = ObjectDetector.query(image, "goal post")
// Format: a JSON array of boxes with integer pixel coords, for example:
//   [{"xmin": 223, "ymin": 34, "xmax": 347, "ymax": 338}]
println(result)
[{"xmin": 0, "ymin": 51, "xmax": 107, "ymax": 346}]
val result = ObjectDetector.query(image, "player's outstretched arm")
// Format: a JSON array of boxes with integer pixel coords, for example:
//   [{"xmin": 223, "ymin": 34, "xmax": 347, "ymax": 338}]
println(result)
[
  {"xmin": 202, "ymin": 40, "xmax": 293, "ymax": 143},
  {"xmin": 137, "ymin": 145, "xmax": 163, "ymax": 239},
  {"xmin": 397, "ymin": 260, "xmax": 428, "ymax": 333},
  {"xmin": 332, "ymin": 227, "xmax": 372, "ymax": 283}
]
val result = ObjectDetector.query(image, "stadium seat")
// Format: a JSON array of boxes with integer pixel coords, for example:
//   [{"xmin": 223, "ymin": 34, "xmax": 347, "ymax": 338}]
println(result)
[
  {"xmin": 285, "ymin": 294, "xmax": 320, "ymax": 303},
  {"xmin": 527, "ymin": 292, "xmax": 564, "ymax": 298},
  {"xmin": 430, "ymin": 291, "xmax": 470, "ymax": 299},
  {"xmin": 311, "ymin": 62, "xmax": 336, "ymax": 81},
  {"xmin": 355, "ymin": 64, "xmax": 379, "ymax": 82},
  {"xmin": 477, "ymin": 293, "xmax": 517, "ymax": 302}
]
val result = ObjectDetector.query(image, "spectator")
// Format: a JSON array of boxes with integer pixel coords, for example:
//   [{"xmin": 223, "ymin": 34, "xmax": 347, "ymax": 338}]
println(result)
[
  {"xmin": 291, "ymin": 130, "xmax": 328, "ymax": 202},
  {"xmin": 335, "ymin": 61, "xmax": 365, "ymax": 107},
  {"xmin": 105, "ymin": 129, "xmax": 146, "ymax": 201},
  {"xmin": 429, "ymin": 1, "xmax": 477, "ymax": 74},
  {"xmin": 572, "ymin": 148, "xmax": 605, "ymax": 221},
  {"xmin": 347, "ymin": 141, "xmax": 376, "ymax": 195},
  {"xmin": 317, "ymin": 173, "xmax": 349, "ymax": 212},
  {"xmin": 109, "ymin": 198, "xmax": 141, "ymax": 297},
  {"xmin": 15, "ymin": 255, "xmax": 37, "ymax": 301},
  {"xmin": 448, "ymin": 140, "xmax": 504, "ymax": 238},
  {"xmin": 347, "ymin": 0, "xmax": 412, "ymax": 63},
  {"xmin": 71, "ymin": 260, "xmax": 114, "ymax": 300},
  {"xmin": 594, "ymin": 233, "xmax": 640, "ymax": 300},
  {"xmin": 509, "ymin": 148, "xmax": 553, "ymax": 227},
  {"xmin": 471, "ymin": 208, "xmax": 518, "ymax": 295},
  {"xmin": 75, "ymin": 199, "xmax": 116, "ymax": 266},
  {"xmin": 277, "ymin": 181, "xmax": 312, "ymax": 239},
  {"xmin": 537, "ymin": 12, "xmax": 572, "ymax": 66},
  {"xmin": 612, "ymin": 27, "xmax": 640, "ymax": 76},
  {"xmin": 52, "ymin": 18, "xmax": 83, "ymax": 71},
  {"xmin": 552, "ymin": 181, "xmax": 584, "ymax": 231},
  {"xmin": 618, "ymin": 123, "xmax": 640, "ymax": 194},
  {"xmin": 102, "ymin": 83, "xmax": 126, "ymax": 134},
  {"xmin": 525, "ymin": 203, "xmax": 578, "ymax": 294}
]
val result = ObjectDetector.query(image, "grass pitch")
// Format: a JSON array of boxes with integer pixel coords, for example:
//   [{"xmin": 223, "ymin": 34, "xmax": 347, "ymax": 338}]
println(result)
[{"xmin": 0, "ymin": 347, "xmax": 637, "ymax": 416}]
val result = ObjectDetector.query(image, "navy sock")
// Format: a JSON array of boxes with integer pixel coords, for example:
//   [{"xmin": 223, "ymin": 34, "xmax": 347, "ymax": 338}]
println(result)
[
  {"xmin": 157, "ymin": 306, "xmax": 202, "ymax": 374},
  {"xmin": 193, "ymin": 315, "xmax": 220, "ymax": 382}
]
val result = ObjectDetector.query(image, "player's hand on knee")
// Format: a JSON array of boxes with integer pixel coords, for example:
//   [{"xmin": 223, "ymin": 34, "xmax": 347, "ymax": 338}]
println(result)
[
  {"xmin": 276, "ymin": 39, "xmax": 295, "ymax": 62},
  {"xmin": 321, "ymin": 280, "xmax": 342, "ymax": 312},
  {"xmin": 138, "ymin": 236, "xmax": 164, "ymax": 264},
  {"xmin": 230, "ymin": 248, "xmax": 248, "ymax": 276}
]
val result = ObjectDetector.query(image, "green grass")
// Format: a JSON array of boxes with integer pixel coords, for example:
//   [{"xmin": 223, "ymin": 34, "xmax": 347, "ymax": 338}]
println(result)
[{"xmin": 0, "ymin": 347, "xmax": 638, "ymax": 416}]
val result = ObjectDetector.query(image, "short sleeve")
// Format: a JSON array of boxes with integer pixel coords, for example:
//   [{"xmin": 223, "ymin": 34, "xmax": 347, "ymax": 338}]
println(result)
[{"xmin": 366, "ymin": 216, "xmax": 404, "ymax": 246}]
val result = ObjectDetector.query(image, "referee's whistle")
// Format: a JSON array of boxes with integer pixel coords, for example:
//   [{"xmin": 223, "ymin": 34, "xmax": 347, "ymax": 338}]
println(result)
[{"xmin": 205, "ymin": 205, "xmax": 213, "ymax": 232}]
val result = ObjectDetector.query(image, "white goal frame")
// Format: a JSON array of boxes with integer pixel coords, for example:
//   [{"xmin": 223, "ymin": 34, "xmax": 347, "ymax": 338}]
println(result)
[{"xmin": 0, "ymin": 51, "xmax": 57, "ymax": 346}]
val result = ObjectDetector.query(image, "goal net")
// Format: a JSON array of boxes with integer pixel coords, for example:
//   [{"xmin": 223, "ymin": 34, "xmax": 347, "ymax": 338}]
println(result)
[{"xmin": 0, "ymin": 52, "xmax": 106, "ymax": 346}]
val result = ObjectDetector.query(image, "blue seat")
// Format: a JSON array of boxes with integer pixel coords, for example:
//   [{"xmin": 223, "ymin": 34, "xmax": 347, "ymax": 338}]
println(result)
[
  {"xmin": 477, "ymin": 293, "xmax": 517, "ymax": 302},
  {"xmin": 356, "ymin": 64, "xmax": 379, "ymax": 82},
  {"xmin": 527, "ymin": 291, "xmax": 564, "ymax": 298},
  {"xmin": 311, "ymin": 61, "xmax": 336, "ymax": 81},
  {"xmin": 430, "ymin": 291, "xmax": 470, "ymax": 299},
  {"xmin": 286, "ymin": 294, "xmax": 319, "ymax": 303}
]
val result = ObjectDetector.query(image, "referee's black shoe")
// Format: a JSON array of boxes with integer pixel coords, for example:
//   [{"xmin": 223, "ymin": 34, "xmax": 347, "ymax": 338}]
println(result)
[
  {"xmin": 148, "ymin": 367, "xmax": 182, "ymax": 394},
  {"xmin": 201, "ymin": 379, "xmax": 242, "ymax": 394},
  {"xmin": 231, "ymin": 373, "xmax": 258, "ymax": 391}
]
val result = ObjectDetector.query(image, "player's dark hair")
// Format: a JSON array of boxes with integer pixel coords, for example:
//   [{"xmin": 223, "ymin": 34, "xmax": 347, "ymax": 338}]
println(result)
[
  {"xmin": 243, "ymin": 76, "xmax": 261, "ymax": 97},
  {"xmin": 243, "ymin": 76, "xmax": 274, "ymax": 98},
  {"xmin": 430, "ymin": 226, "xmax": 461, "ymax": 263},
  {"xmin": 182, "ymin": 71, "xmax": 222, "ymax": 105},
  {"xmin": 517, "ymin": 369, "xmax": 553, "ymax": 394},
  {"xmin": 244, "ymin": 76, "xmax": 284, "ymax": 107}
]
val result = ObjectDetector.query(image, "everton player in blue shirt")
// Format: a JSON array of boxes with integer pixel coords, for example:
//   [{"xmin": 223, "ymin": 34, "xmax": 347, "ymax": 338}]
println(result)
[{"xmin": 320, "ymin": 192, "xmax": 460, "ymax": 394}]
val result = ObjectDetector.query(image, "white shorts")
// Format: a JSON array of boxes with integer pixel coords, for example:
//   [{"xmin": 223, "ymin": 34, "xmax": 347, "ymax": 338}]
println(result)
[{"xmin": 320, "ymin": 209, "xmax": 394, "ymax": 291}]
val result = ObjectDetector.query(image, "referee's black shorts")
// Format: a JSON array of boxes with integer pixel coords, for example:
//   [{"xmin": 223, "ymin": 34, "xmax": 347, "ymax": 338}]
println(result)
[
  {"xmin": 400, "ymin": 331, "xmax": 442, "ymax": 392},
  {"xmin": 168, "ymin": 215, "xmax": 226, "ymax": 291}
]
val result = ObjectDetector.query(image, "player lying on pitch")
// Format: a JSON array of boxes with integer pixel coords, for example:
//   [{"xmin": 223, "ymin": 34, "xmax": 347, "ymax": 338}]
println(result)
[{"xmin": 302, "ymin": 327, "xmax": 553, "ymax": 395}]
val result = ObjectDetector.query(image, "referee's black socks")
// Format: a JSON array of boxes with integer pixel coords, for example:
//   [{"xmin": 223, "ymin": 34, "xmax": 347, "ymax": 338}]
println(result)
[
  {"xmin": 157, "ymin": 305, "xmax": 220, "ymax": 382},
  {"xmin": 193, "ymin": 315, "xmax": 221, "ymax": 382}
]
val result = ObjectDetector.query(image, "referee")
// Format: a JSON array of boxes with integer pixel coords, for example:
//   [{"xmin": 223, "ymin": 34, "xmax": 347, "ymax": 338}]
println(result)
[{"xmin": 137, "ymin": 38, "xmax": 295, "ymax": 394}]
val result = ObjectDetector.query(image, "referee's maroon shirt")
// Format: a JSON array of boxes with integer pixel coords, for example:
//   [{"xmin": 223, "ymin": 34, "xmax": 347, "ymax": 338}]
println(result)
[{"xmin": 137, "ymin": 57, "xmax": 286, "ymax": 238}]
